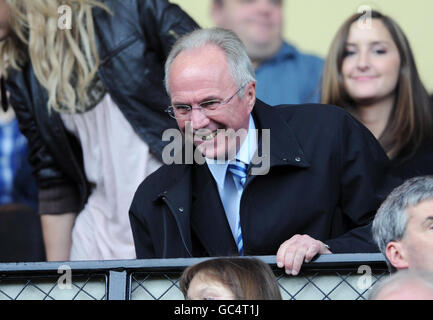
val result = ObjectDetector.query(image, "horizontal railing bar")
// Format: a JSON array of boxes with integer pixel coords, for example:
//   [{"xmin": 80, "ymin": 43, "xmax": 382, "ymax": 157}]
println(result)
[{"xmin": 0, "ymin": 253, "xmax": 387, "ymax": 275}]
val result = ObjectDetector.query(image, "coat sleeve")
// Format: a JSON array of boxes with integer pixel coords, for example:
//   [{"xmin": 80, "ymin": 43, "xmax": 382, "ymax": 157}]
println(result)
[
  {"xmin": 5, "ymin": 69, "xmax": 81, "ymax": 215},
  {"xmin": 138, "ymin": 0, "xmax": 200, "ymax": 59},
  {"xmin": 325, "ymin": 112, "xmax": 402, "ymax": 253}
]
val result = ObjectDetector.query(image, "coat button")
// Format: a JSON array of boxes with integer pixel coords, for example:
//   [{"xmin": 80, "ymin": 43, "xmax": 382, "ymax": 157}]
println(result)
[
  {"xmin": 178, "ymin": 207, "xmax": 184, "ymax": 213},
  {"xmin": 295, "ymin": 156, "xmax": 301, "ymax": 162}
]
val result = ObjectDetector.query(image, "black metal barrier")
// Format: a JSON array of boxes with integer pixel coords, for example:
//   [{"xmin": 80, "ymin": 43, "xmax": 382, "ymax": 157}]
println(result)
[{"xmin": 0, "ymin": 254, "xmax": 390, "ymax": 300}]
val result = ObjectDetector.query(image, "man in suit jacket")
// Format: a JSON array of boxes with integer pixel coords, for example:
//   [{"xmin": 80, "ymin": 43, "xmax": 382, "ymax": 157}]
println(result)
[{"xmin": 129, "ymin": 28, "xmax": 392, "ymax": 275}]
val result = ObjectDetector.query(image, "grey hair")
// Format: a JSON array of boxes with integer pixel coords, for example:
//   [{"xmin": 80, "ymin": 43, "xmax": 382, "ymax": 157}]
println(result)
[
  {"xmin": 164, "ymin": 27, "xmax": 256, "ymax": 97},
  {"xmin": 372, "ymin": 176, "xmax": 433, "ymax": 258},
  {"xmin": 368, "ymin": 269, "xmax": 433, "ymax": 300}
]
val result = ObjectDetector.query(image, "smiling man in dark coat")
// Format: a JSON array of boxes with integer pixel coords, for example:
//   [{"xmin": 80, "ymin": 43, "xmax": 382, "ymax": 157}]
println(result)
[{"xmin": 129, "ymin": 28, "xmax": 393, "ymax": 275}]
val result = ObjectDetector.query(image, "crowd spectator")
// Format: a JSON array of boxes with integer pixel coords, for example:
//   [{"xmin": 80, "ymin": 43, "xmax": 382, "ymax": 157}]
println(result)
[
  {"xmin": 0, "ymin": 0, "xmax": 198, "ymax": 261},
  {"xmin": 0, "ymin": 74, "xmax": 43, "ymax": 262},
  {"xmin": 180, "ymin": 257, "xmax": 282, "ymax": 300},
  {"xmin": 369, "ymin": 270, "xmax": 433, "ymax": 300},
  {"xmin": 211, "ymin": 0, "xmax": 323, "ymax": 105},
  {"xmin": 322, "ymin": 10, "xmax": 433, "ymax": 180},
  {"xmin": 372, "ymin": 176, "xmax": 433, "ymax": 271},
  {"xmin": 0, "ymin": 92, "xmax": 37, "ymax": 210}
]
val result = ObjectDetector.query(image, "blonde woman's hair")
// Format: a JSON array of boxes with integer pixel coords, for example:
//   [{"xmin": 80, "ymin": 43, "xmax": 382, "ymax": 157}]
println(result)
[{"xmin": 0, "ymin": 0, "xmax": 111, "ymax": 113}]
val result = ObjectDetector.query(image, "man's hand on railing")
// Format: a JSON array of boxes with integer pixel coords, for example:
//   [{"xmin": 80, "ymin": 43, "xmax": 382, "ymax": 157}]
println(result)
[{"xmin": 276, "ymin": 234, "xmax": 332, "ymax": 276}]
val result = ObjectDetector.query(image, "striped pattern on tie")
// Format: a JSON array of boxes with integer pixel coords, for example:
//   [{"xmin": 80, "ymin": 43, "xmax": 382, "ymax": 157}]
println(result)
[
  {"xmin": 228, "ymin": 159, "xmax": 248, "ymax": 255},
  {"xmin": 228, "ymin": 160, "xmax": 247, "ymax": 188}
]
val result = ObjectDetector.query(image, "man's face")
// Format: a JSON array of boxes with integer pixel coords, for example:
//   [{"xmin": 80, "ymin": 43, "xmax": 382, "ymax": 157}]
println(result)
[
  {"xmin": 0, "ymin": 0, "xmax": 11, "ymax": 41},
  {"xmin": 212, "ymin": 0, "xmax": 283, "ymax": 64},
  {"xmin": 168, "ymin": 44, "xmax": 256, "ymax": 160},
  {"xmin": 389, "ymin": 199, "xmax": 433, "ymax": 271}
]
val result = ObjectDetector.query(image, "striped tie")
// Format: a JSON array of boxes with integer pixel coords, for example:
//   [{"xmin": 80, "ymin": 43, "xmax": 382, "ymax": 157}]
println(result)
[{"xmin": 228, "ymin": 159, "xmax": 248, "ymax": 255}]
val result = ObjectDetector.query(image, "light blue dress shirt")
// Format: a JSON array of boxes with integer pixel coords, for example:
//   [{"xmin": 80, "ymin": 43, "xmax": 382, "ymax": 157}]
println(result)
[
  {"xmin": 206, "ymin": 115, "xmax": 257, "ymax": 241},
  {"xmin": 255, "ymin": 41, "xmax": 324, "ymax": 106}
]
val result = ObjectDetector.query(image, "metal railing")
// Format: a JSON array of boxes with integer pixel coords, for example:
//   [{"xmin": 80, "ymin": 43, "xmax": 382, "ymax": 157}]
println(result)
[{"xmin": 0, "ymin": 254, "xmax": 390, "ymax": 300}]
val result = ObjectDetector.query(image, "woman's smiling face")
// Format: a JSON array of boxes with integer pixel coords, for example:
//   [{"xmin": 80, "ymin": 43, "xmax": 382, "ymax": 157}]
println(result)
[{"xmin": 342, "ymin": 18, "xmax": 401, "ymax": 105}]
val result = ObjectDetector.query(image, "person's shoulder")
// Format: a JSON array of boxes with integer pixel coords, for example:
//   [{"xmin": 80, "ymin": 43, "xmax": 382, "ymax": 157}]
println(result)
[
  {"xmin": 140, "ymin": 163, "xmax": 189, "ymax": 188},
  {"xmin": 133, "ymin": 163, "xmax": 189, "ymax": 201},
  {"xmin": 270, "ymin": 103, "xmax": 363, "ymax": 137},
  {"xmin": 100, "ymin": 0, "xmax": 138, "ymax": 8},
  {"xmin": 273, "ymin": 103, "xmax": 351, "ymax": 121},
  {"xmin": 284, "ymin": 41, "xmax": 324, "ymax": 64},
  {"xmin": 94, "ymin": 0, "xmax": 148, "ymax": 17},
  {"xmin": 255, "ymin": 100, "xmax": 360, "ymax": 135}
]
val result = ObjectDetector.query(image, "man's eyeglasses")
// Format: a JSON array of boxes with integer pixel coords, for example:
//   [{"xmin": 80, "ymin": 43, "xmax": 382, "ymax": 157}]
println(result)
[{"xmin": 166, "ymin": 83, "xmax": 248, "ymax": 120}]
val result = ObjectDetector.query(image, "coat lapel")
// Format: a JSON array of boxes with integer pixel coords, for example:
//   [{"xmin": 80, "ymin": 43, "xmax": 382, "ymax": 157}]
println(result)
[
  {"xmin": 191, "ymin": 163, "xmax": 238, "ymax": 257},
  {"xmin": 155, "ymin": 165, "xmax": 194, "ymax": 257}
]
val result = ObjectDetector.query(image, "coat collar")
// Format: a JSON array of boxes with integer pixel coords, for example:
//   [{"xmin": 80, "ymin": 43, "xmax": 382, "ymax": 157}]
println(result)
[{"xmin": 249, "ymin": 99, "xmax": 310, "ymax": 176}]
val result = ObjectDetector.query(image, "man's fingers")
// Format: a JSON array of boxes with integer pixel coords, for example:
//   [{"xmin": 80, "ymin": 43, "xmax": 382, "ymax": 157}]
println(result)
[
  {"xmin": 276, "ymin": 235, "xmax": 331, "ymax": 275},
  {"xmin": 276, "ymin": 241, "xmax": 289, "ymax": 268},
  {"xmin": 276, "ymin": 238, "xmax": 296, "ymax": 268},
  {"xmin": 304, "ymin": 243, "xmax": 321, "ymax": 263},
  {"xmin": 283, "ymin": 246, "xmax": 296, "ymax": 274},
  {"xmin": 291, "ymin": 248, "xmax": 307, "ymax": 275}
]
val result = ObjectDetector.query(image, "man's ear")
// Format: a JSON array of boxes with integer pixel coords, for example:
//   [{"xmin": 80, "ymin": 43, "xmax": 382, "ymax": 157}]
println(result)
[
  {"xmin": 385, "ymin": 241, "xmax": 409, "ymax": 270},
  {"xmin": 246, "ymin": 81, "xmax": 256, "ymax": 113}
]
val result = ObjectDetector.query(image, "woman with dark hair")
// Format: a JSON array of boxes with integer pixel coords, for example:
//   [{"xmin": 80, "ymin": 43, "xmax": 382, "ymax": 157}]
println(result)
[
  {"xmin": 180, "ymin": 257, "xmax": 282, "ymax": 300},
  {"xmin": 322, "ymin": 10, "xmax": 433, "ymax": 179}
]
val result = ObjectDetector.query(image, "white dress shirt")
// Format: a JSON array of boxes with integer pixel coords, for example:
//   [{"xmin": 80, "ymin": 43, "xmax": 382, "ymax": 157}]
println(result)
[{"xmin": 206, "ymin": 115, "xmax": 257, "ymax": 241}]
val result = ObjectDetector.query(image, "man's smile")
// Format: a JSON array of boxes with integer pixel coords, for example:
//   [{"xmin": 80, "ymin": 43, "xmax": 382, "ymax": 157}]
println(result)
[
  {"xmin": 200, "ymin": 130, "xmax": 218, "ymax": 141},
  {"xmin": 192, "ymin": 129, "xmax": 220, "ymax": 142}
]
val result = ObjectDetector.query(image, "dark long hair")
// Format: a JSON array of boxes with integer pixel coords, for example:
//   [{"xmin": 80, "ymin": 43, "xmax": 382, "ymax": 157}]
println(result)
[
  {"xmin": 322, "ymin": 10, "xmax": 432, "ymax": 160},
  {"xmin": 180, "ymin": 257, "xmax": 282, "ymax": 300}
]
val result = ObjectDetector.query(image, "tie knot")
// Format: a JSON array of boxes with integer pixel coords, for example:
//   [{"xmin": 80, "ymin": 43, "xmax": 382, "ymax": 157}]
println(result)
[{"xmin": 228, "ymin": 159, "xmax": 247, "ymax": 188}]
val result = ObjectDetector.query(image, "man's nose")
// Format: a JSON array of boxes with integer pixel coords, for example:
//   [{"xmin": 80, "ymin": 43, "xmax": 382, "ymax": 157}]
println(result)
[{"xmin": 190, "ymin": 107, "xmax": 209, "ymax": 129}]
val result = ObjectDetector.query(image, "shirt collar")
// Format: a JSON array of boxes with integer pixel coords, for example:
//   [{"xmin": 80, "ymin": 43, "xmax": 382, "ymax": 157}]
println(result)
[
  {"xmin": 206, "ymin": 115, "xmax": 257, "ymax": 186},
  {"xmin": 237, "ymin": 115, "xmax": 257, "ymax": 165}
]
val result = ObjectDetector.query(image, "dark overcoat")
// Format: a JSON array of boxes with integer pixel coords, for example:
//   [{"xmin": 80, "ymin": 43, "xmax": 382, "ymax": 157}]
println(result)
[{"xmin": 129, "ymin": 100, "xmax": 396, "ymax": 258}]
